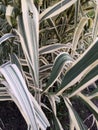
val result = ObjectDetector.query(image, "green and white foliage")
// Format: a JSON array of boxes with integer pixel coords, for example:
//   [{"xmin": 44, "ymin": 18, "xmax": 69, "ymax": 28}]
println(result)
[
  {"xmin": 0, "ymin": 63, "xmax": 50, "ymax": 130},
  {"xmin": 0, "ymin": 0, "xmax": 98, "ymax": 130}
]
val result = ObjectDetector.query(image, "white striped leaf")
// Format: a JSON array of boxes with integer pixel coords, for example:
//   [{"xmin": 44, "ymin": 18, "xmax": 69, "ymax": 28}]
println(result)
[
  {"xmin": 40, "ymin": 0, "xmax": 77, "ymax": 21},
  {"xmin": 17, "ymin": 0, "xmax": 39, "ymax": 87},
  {"xmin": 44, "ymin": 52, "xmax": 74, "ymax": 92},
  {"xmin": 0, "ymin": 33, "xmax": 15, "ymax": 44},
  {"xmin": 68, "ymin": 62, "xmax": 98, "ymax": 98},
  {"xmin": 0, "ymin": 63, "xmax": 38, "ymax": 130},
  {"xmin": 0, "ymin": 63, "xmax": 50, "ymax": 130},
  {"xmin": 39, "ymin": 64, "xmax": 53, "ymax": 73},
  {"xmin": 56, "ymin": 39, "xmax": 98, "ymax": 95},
  {"xmin": 39, "ymin": 43, "xmax": 69, "ymax": 55},
  {"xmin": 92, "ymin": 2, "xmax": 98, "ymax": 40},
  {"xmin": 78, "ymin": 93, "xmax": 98, "ymax": 120},
  {"xmin": 72, "ymin": 17, "xmax": 88, "ymax": 51},
  {"xmin": 63, "ymin": 97, "xmax": 87, "ymax": 130},
  {"xmin": 47, "ymin": 18, "xmax": 61, "ymax": 41},
  {"xmin": 47, "ymin": 95, "xmax": 63, "ymax": 130}
]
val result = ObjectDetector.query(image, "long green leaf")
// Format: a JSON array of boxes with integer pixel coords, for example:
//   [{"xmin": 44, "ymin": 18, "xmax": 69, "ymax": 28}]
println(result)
[
  {"xmin": 69, "ymin": 62, "xmax": 98, "ymax": 98},
  {"xmin": 44, "ymin": 52, "xmax": 73, "ymax": 92},
  {"xmin": 89, "ymin": 87, "xmax": 98, "ymax": 99},
  {"xmin": 17, "ymin": 0, "xmax": 39, "ymax": 87},
  {"xmin": 56, "ymin": 39, "xmax": 98, "ymax": 95},
  {"xmin": 10, "ymin": 53, "xmax": 23, "ymax": 73},
  {"xmin": 74, "ymin": 0, "xmax": 80, "ymax": 27}
]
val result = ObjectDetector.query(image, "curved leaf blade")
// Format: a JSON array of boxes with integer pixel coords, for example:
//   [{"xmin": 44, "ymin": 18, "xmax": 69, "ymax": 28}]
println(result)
[
  {"xmin": 44, "ymin": 53, "xmax": 73, "ymax": 92},
  {"xmin": 0, "ymin": 33, "xmax": 15, "ymax": 44},
  {"xmin": 56, "ymin": 39, "xmax": 98, "ymax": 95},
  {"xmin": 40, "ymin": 0, "xmax": 77, "ymax": 21},
  {"xmin": 0, "ymin": 63, "xmax": 38, "ymax": 130}
]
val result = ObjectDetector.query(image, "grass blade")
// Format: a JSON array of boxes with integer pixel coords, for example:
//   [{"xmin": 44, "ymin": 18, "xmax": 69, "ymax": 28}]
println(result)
[
  {"xmin": 0, "ymin": 63, "xmax": 50, "ymax": 130},
  {"xmin": 72, "ymin": 17, "xmax": 88, "ymax": 51},
  {"xmin": 56, "ymin": 39, "xmax": 98, "ymax": 95},
  {"xmin": 44, "ymin": 52, "xmax": 73, "ymax": 92},
  {"xmin": 0, "ymin": 63, "xmax": 38, "ymax": 130},
  {"xmin": 40, "ymin": 0, "xmax": 77, "ymax": 21},
  {"xmin": 39, "ymin": 43, "xmax": 69, "ymax": 55},
  {"xmin": 78, "ymin": 93, "xmax": 98, "ymax": 120},
  {"xmin": 0, "ymin": 33, "xmax": 15, "ymax": 44},
  {"xmin": 69, "ymin": 63, "xmax": 98, "ymax": 98},
  {"xmin": 63, "ymin": 97, "xmax": 87, "ymax": 130},
  {"xmin": 47, "ymin": 95, "xmax": 63, "ymax": 130},
  {"xmin": 92, "ymin": 2, "xmax": 98, "ymax": 40},
  {"xmin": 17, "ymin": 0, "xmax": 39, "ymax": 87}
]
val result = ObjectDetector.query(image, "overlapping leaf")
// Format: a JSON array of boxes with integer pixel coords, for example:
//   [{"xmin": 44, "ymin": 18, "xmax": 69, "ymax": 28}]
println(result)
[
  {"xmin": 56, "ymin": 39, "xmax": 98, "ymax": 95},
  {"xmin": 47, "ymin": 95, "xmax": 63, "ymax": 130},
  {"xmin": 16, "ymin": 0, "xmax": 39, "ymax": 87},
  {"xmin": 44, "ymin": 52, "xmax": 74, "ymax": 92},
  {"xmin": 0, "ymin": 63, "xmax": 50, "ymax": 130},
  {"xmin": 63, "ymin": 97, "xmax": 87, "ymax": 130},
  {"xmin": 78, "ymin": 93, "xmax": 98, "ymax": 120},
  {"xmin": 69, "ymin": 63, "xmax": 98, "ymax": 98}
]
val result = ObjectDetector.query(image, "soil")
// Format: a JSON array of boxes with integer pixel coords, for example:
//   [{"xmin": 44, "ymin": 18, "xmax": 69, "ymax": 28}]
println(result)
[
  {"xmin": 0, "ymin": 100, "xmax": 97, "ymax": 130},
  {"xmin": 0, "ymin": 101, "xmax": 27, "ymax": 130}
]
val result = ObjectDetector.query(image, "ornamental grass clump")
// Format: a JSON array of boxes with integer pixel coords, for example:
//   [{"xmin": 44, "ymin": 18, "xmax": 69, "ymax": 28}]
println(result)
[{"xmin": 0, "ymin": 0, "xmax": 98, "ymax": 130}]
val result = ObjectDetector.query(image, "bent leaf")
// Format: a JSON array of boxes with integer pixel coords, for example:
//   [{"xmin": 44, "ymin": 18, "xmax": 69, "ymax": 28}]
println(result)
[
  {"xmin": 44, "ymin": 53, "xmax": 73, "ymax": 92},
  {"xmin": 0, "ymin": 33, "xmax": 15, "ymax": 45}
]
